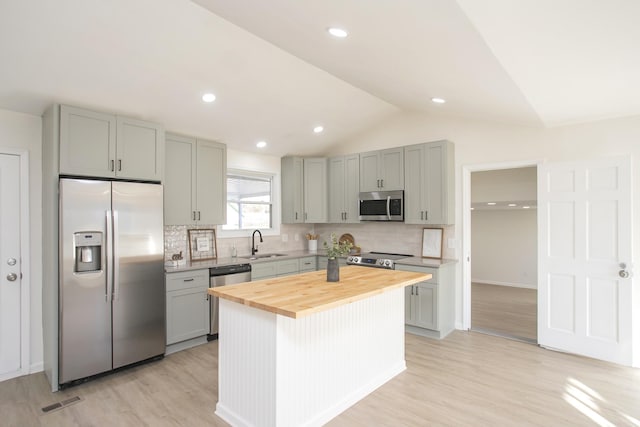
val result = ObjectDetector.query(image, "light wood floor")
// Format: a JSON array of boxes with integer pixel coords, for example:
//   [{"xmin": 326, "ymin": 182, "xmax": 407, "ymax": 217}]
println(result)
[
  {"xmin": 472, "ymin": 282, "xmax": 537, "ymax": 342},
  {"xmin": 2, "ymin": 332, "xmax": 640, "ymax": 426}
]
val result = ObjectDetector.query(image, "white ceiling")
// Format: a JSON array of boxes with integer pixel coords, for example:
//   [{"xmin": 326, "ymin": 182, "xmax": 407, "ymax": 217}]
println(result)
[{"xmin": 1, "ymin": 0, "xmax": 639, "ymax": 157}]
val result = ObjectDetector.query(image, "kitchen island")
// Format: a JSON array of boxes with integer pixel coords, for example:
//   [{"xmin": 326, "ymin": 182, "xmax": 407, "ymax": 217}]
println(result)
[{"xmin": 209, "ymin": 266, "xmax": 430, "ymax": 427}]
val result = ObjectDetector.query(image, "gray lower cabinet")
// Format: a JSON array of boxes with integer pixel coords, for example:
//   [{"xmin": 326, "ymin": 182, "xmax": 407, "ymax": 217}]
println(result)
[
  {"xmin": 165, "ymin": 269, "xmax": 209, "ymax": 345},
  {"xmin": 397, "ymin": 262, "xmax": 455, "ymax": 339},
  {"xmin": 299, "ymin": 256, "xmax": 317, "ymax": 272},
  {"xmin": 59, "ymin": 104, "xmax": 164, "ymax": 181},
  {"xmin": 251, "ymin": 258, "xmax": 304, "ymax": 280}
]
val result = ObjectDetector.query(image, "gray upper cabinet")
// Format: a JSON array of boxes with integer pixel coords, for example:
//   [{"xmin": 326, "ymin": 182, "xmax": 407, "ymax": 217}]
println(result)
[
  {"xmin": 359, "ymin": 147, "xmax": 404, "ymax": 191},
  {"xmin": 404, "ymin": 140, "xmax": 454, "ymax": 225},
  {"xmin": 281, "ymin": 157, "xmax": 304, "ymax": 223},
  {"xmin": 59, "ymin": 105, "xmax": 163, "ymax": 181},
  {"xmin": 328, "ymin": 155, "xmax": 359, "ymax": 223},
  {"xmin": 164, "ymin": 133, "xmax": 226, "ymax": 225},
  {"xmin": 281, "ymin": 157, "xmax": 327, "ymax": 224},
  {"xmin": 303, "ymin": 158, "xmax": 328, "ymax": 223}
]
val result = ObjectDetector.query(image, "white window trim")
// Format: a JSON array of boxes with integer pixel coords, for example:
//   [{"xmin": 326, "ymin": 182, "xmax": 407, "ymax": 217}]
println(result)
[{"xmin": 217, "ymin": 168, "xmax": 281, "ymax": 238}]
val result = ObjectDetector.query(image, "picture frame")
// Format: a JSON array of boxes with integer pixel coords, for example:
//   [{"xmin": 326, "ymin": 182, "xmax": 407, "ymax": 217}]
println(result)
[
  {"xmin": 421, "ymin": 228, "xmax": 443, "ymax": 259},
  {"xmin": 188, "ymin": 228, "xmax": 217, "ymax": 261}
]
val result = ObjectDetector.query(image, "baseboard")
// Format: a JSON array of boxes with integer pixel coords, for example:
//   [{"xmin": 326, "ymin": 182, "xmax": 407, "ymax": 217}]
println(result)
[
  {"xmin": 165, "ymin": 336, "xmax": 208, "ymax": 355},
  {"xmin": 472, "ymin": 279, "xmax": 537, "ymax": 290},
  {"xmin": 30, "ymin": 361, "xmax": 44, "ymax": 374}
]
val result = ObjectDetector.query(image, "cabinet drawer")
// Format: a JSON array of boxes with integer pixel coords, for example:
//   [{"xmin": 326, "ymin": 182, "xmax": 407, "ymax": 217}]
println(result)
[
  {"xmin": 276, "ymin": 259, "xmax": 300, "ymax": 276},
  {"xmin": 298, "ymin": 256, "xmax": 317, "ymax": 272},
  {"xmin": 396, "ymin": 264, "xmax": 439, "ymax": 284},
  {"xmin": 166, "ymin": 269, "xmax": 209, "ymax": 291},
  {"xmin": 251, "ymin": 262, "xmax": 278, "ymax": 280}
]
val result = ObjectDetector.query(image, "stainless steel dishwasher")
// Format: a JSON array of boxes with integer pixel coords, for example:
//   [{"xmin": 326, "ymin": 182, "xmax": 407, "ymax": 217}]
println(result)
[{"xmin": 208, "ymin": 263, "xmax": 252, "ymax": 340}]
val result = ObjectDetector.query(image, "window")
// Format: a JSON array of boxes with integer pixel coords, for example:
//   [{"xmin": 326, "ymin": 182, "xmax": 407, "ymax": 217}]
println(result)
[{"xmin": 223, "ymin": 171, "xmax": 273, "ymax": 231}]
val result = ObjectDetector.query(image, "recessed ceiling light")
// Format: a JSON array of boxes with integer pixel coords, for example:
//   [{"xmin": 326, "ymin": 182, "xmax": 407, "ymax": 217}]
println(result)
[
  {"xmin": 327, "ymin": 27, "xmax": 348, "ymax": 38},
  {"xmin": 508, "ymin": 203, "xmax": 517, "ymax": 207},
  {"xmin": 256, "ymin": 141, "xmax": 267, "ymax": 148},
  {"xmin": 313, "ymin": 126, "xmax": 324, "ymax": 133},
  {"xmin": 431, "ymin": 97, "xmax": 446, "ymax": 104},
  {"xmin": 202, "ymin": 93, "xmax": 216, "ymax": 103},
  {"xmin": 523, "ymin": 206, "xmax": 531, "ymax": 209},
  {"xmin": 487, "ymin": 202, "xmax": 496, "ymax": 206}
]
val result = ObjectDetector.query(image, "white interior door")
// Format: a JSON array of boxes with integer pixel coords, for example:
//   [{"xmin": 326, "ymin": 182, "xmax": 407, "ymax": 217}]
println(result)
[
  {"xmin": 538, "ymin": 156, "xmax": 633, "ymax": 365},
  {"xmin": 0, "ymin": 153, "xmax": 22, "ymax": 380}
]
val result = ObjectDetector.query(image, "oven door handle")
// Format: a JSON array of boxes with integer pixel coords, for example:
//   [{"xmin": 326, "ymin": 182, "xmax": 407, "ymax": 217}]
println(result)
[{"xmin": 386, "ymin": 196, "xmax": 391, "ymax": 220}]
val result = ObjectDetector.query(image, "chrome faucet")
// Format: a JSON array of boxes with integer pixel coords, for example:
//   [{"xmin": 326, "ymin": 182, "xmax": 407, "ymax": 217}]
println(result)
[{"xmin": 251, "ymin": 229, "xmax": 263, "ymax": 256}]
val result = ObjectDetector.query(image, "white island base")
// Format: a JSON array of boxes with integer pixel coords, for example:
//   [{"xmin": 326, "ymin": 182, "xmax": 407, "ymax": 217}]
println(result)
[{"xmin": 216, "ymin": 287, "xmax": 406, "ymax": 427}]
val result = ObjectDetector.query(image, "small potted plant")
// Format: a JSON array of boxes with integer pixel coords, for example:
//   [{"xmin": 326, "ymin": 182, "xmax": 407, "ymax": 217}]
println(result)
[{"xmin": 323, "ymin": 233, "xmax": 353, "ymax": 282}]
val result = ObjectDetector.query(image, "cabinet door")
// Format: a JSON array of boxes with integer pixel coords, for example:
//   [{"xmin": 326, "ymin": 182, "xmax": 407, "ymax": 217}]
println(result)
[
  {"xmin": 166, "ymin": 287, "xmax": 209, "ymax": 345},
  {"xmin": 281, "ymin": 157, "xmax": 304, "ymax": 223},
  {"xmin": 380, "ymin": 147, "xmax": 404, "ymax": 190},
  {"xmin": 164, "ymin": 134, "xmax": 196, "ymax": 225},
  {"xmin": 405, "ymin": 286, "xmax": 414, "ymax": 324},
  {"xmin": 276, "ymin": 258, "xmax": 300, "ymax": 276},
  {"xmin": 425, "ymin": 141, "xmax": 454, "ymax": 225},
  {"xmin": 116, "ymin": 116, "xmax": 164, "ymax": 181},
  {"xmin": 359, "ymin": 151, "xmax": 380, "ymax": 192},
  {"xmin": 328, "ymin": 157, "xmax": 346, "ymax": 223},
  {"xmin": 303, "ymin": 158, "xmax": 328, "ymax": 223},
  {"xmin": 344, "ymin": 154, "xmax": 360, "ymax": 223},
  {"xmin": 59, "ymin": 105, "xmax": 116, "ymax": 177},
  {"xmin": 404, "ymin": 144, "xmax": 425, "ymax": 224},
  {"xmin": 414, "ymin": 283, "xmax": 438, "ymax": 330},
  {"xmin": 299, "ymin": 256, "xmax": 317, "ymax": 272},
  {"xmin": 196, "ymin": 140, "xmax": 226, "ymax": 224},
  {"xmin": 251, "ymin": 262, "xmax": 277, "ymax": 280}
]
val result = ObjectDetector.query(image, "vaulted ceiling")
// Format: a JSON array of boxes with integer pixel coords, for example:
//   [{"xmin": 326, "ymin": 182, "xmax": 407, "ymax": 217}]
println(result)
[{"xmin": 1, "ymin": 0, "xmax": 638, "ymax": 156}]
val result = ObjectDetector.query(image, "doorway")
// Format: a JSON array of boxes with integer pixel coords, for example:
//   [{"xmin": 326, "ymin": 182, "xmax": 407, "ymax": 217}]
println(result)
[
  {"xmin": 462, "ymin": 161, "xmax": 540, "ymax": 343},
  {"xmin": 0, "ymin": 150, "xmax": 30, "ymax": 382}
]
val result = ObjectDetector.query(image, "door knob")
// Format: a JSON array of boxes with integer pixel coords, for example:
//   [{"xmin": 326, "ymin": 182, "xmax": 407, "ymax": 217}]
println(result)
[
  {"xmin": 7, "ymin": 258, "xmax": 16, "ymax": 266},
  {"xmin": 6, "ymin": 273, "xmax": 17, "ymax": 281},
  {"xmin": 619, "ymin": 269, "xmax": 630, "ymax": 278}
]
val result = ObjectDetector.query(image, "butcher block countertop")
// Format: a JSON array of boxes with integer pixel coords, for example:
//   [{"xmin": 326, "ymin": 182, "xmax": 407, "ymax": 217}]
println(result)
[{"xmin": 209, "ymin": 266, "xmax": 430, "ymax": 319}]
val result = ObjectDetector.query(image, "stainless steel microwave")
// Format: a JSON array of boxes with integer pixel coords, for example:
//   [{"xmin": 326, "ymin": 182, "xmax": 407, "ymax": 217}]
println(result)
[{"xmin": 359, "ymin": 190, "xmax": 404, "ymax": 221}]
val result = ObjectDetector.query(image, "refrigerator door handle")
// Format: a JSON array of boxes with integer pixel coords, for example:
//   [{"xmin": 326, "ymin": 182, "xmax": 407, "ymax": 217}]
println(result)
[
  {"xmin": 113, "ymin": 210, "xmax": 120, "ymax": 301},
  {"xmin": 105, "ymin": 210, "xmax": 113, "ymax": 302}
]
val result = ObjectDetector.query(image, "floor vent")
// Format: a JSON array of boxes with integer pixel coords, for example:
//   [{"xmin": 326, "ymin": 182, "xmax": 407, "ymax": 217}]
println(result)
[{"xmin": 41, "ymin": 396, "xmax": 82, "ymax": 414}]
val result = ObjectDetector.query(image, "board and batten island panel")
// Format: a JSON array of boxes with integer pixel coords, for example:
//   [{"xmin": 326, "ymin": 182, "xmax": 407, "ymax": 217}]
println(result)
[{"xmin": 210, "ymin": 266, "xmax": 430, "ymax": 427}]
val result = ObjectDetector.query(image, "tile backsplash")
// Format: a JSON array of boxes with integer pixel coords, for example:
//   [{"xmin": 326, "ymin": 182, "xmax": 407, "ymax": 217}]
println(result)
[{"xmin": 165, "ymin": 222, "xmax": 455, "ymax": 261}]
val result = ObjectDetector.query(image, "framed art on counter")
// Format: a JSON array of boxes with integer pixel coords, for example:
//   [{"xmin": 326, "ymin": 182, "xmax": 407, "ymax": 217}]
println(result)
[
  {"xmin": 422, "ymin": 228, "xmax": 443, "ymax": 259},
  {"xmin": 188, "ymin": 228, "xmax": 217, "ymax": 261}
]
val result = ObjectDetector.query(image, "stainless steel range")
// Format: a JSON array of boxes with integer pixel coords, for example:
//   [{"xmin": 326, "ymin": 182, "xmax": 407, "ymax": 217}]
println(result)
[{"xmin": 346, "ymin": 252, "xmax": 412, "ymax": 270}]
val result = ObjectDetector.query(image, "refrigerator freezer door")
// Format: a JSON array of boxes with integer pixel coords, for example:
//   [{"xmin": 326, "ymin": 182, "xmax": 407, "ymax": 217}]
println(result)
[
  {"xmin": 59, "ymin": 179, "xmax": 112, "ymax": 383},
  {"xmin": 111, "ymin": 182, "xmax": 165, "ymax": 368}
]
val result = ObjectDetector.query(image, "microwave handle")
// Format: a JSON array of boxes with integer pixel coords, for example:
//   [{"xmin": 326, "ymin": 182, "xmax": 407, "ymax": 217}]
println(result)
[{"xmin": 386, "ymin": 196, "xmax": 391, "ymax": 220}]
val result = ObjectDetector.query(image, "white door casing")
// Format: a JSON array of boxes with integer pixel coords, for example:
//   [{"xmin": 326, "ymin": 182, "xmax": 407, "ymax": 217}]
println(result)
[
  {"xmin": 538, "ymin": 156, "xmax": 633, "ymax": 365},
  {"xmin": 0, "ymin": 151, "xmax": 30, "ymax": 382}
]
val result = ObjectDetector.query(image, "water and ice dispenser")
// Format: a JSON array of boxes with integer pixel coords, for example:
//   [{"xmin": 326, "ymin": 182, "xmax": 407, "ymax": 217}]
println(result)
[{"xmin": 74, "ymin": 232, "xmax": 102, "ymax": 273}]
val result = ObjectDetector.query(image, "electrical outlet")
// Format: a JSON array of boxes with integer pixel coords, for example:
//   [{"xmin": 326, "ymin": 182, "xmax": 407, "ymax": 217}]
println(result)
[{"xmin": 294, "ymin": 233, "xmax": 300, "ymax": 241}]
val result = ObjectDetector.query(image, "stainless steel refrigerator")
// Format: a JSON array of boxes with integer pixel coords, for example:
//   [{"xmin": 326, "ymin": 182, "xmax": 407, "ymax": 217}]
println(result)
[{"xmin": 59, "ymin": 178, "xmax": 165, "ymax": 385}]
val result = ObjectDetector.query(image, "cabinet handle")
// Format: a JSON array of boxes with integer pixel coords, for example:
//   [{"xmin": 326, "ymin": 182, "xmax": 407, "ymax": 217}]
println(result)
[
  {"xmin": 425, "ymin": 211, "xmax": 428, "ymax": 221},
  {"xmin": 198, "ymin": 211, "xmax": 201, "ymax": 221},
  {"xmin": 377, "ymin": 179, "xmax": 380, "ymax": 188},
  {"xmin": 381, "ymin": 179, "xmax": 384, "ymax": 188},
  {"xmin": 416, "ymin": 286, "xmax": 419, "ymax": 295},
  {"xmin": 110, "ymin": 160, "xmax": 115, "ymax": 172},
  {"xmin": 192, "ymin": 211, "xmax": 196, "ymax": 221},
  {"xmin": 421, "ymin": 211, "xmax": 424, "ymax": 220},
  {"xmin": 183, "ymin": 278, "xmax": 194, "ymax": 282},
  {"xmin": 205, "ymin": 293, "xmax": 209, "ymax": 301},
  {"xmin": 304, "ymin": 212, "xmax": 307, "ymax": 220},
  {"xmin": 118, "ymin": 159, "xmax": 122, "ymax": 171}
]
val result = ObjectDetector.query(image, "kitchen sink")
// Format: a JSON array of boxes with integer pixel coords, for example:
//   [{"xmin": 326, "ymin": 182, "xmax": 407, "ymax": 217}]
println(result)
[{"xmin": 248, "ymin": 253, "xmax": 287, "ymax": 260}]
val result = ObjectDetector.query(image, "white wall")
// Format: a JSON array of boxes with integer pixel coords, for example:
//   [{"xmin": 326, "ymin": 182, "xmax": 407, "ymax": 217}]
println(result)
[
  {"xmin": 471, "ymin": 209, "xmax": 537, "ymax": 288},
  {"xmin": 471, "ymin": 167, "xmax": 537, "ymax": 203},
  {"xmin": 328, "ymin": 111, "xmax": 640, "ymax": 364},
  {"xmin": 0, "ymin": 108, "xmax": 43, "ymax": 372}
]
